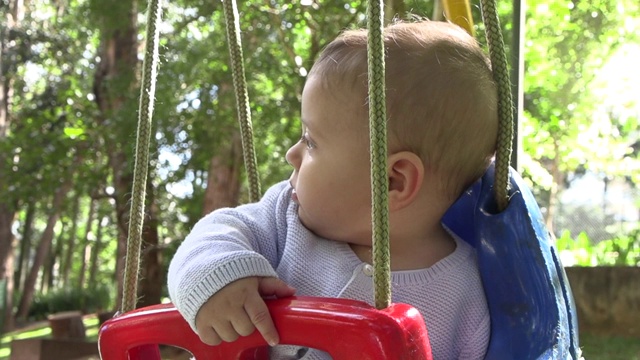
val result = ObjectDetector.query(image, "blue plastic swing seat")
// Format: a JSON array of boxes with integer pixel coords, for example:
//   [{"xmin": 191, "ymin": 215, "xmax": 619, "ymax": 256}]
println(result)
[{"xmin": 442, "ymin": 163, "xmax": 580, "ymax": 359}]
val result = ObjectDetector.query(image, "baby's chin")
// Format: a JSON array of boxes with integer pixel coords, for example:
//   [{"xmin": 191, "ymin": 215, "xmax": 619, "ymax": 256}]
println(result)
[
  {"xmin": 297, "ymin": 210, "xmax": 330, "ymax": 239},
  {"xmin": 297, "ymin": 211, "xmax": 360, "ymax": 245},
  {"xmin": 296, "ymin": 208, "xmax": 318, "ymax": 234}
]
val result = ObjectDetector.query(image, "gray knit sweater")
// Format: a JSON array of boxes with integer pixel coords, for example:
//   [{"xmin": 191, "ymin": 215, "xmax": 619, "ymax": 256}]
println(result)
[{"xmin": 168, "ymin": 181, "xmax": 489, "ymax": 360}]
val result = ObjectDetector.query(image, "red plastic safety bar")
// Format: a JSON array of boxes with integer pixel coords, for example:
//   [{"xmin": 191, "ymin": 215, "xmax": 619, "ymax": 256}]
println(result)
[{"xmin": 98, "ymin": 296, "xmax": 433, "ymax": 360}]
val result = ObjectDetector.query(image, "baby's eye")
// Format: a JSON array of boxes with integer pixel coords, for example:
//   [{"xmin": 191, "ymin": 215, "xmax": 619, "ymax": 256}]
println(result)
[{"xmin": 300, "ymin": 133, "xmax": 316, "ymax": 150}]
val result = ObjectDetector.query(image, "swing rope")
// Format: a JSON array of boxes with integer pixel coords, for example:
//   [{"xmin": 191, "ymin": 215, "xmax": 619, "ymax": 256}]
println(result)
[
  {"xmin": 222, "ymin": 0, "xmax": 261, "ymax": 203},
  {"xmin": 480, "ymin": 0, "xmax": 514, "ymax": 211},
  {"xmin": 122, "ymin": 0, "xmax": 163, "ymax": 313},
  {"xmin": 366, "ymin": 0, "xmax": 391, "ymax": 310}
]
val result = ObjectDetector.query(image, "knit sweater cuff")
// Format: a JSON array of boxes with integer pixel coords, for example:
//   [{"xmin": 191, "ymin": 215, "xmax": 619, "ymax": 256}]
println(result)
[{"xmin": 179, "ymin": 255, "xmax": 278, "ymax": 332}]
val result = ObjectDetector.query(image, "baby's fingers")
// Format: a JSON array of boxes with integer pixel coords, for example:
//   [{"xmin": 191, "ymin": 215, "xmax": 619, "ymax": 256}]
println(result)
[
  {"xmin": 230, "ymin": 311, "xmax": 256, "ymax": 337},
  {"xmin": 244, "ymin": 294, "xmax": 279, "ymax": 346},
  {"xmin": 196, "ymin": 324, "xmax": 223, "ymax": 346},
  {"xmin": 258, "ymin": 277, "xmax": 296, "ymax": 298},
  {"xmin": 213, "ymin": 320, "xmax": 242, "ymax": 343}
]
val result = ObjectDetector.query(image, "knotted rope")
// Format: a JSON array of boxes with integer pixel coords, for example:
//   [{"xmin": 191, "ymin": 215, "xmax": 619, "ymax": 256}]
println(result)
[
  {"xmin": 480, "ymin": 0, "xmax": 514, "ymax": 211},
  {"xmin": 222, "ymin": 0, "xmax": 261, "ymax": 202},
  {"xmin": 366, "ymin": 0, "xmax": 391, "ymax": 310},
  {"xmin": 122, "ymin": 0, "xmax": 162, "ymax": 313}
]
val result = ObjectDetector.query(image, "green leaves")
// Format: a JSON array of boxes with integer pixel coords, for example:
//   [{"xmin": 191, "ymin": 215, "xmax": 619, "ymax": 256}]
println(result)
[
  {"xmin": 63, "ymin": 127, "xmax": 85, "ymax": 139},
  {"xmin": 556, "ymin": 228, "xmax": 640, "ymax": 266},
  {"xmin": 523, "ymin": 0, "xmax": 640, "ymax": 192},
  {"xmin": 4, "ymin": 0, "xmax": 638, "ymax": 308}
]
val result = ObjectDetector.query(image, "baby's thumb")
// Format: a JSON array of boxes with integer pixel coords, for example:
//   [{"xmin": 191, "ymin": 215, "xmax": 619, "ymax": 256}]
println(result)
[{"xmin": 258, "ymin": 277, "xmax": 296, "ymax": 298}]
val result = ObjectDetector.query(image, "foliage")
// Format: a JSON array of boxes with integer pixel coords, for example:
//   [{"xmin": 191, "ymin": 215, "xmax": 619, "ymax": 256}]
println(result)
[
  {"xmin": 522, "ymin": 0, "xmax": 640, "ymax": 191},
  {"xmin": 26, "ymin": 285, "xmax": 114, "ymax": 321},
  {"xmin": 0, "ymin": 0, "xmax": 639, "ymax": 332},
  {"xmin": 556, "ymin": 228, "xmax": 640, "ymax": 266}
]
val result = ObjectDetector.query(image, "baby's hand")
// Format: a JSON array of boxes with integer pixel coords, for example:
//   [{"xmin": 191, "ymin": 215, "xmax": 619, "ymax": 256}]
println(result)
[{"xmin": 194, "ymin": 277, "xmax": 296, "ymax": 347}]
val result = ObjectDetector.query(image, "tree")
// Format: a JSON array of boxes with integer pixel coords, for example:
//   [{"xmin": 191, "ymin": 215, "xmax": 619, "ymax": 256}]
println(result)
[
  {"xmin": 0, "ymin": 0, "xmax": 634, "ymax": 329},
  {"xmin": 522, "ymin": 0, "xmax": 639, "ymax": 233},
  {"xmin": 16, "ymin": 157, "xmax": 78, "ymax": 320},
  {"xmin": 0, "ymin": 0, "xmax": 24, "ymax": 332}
]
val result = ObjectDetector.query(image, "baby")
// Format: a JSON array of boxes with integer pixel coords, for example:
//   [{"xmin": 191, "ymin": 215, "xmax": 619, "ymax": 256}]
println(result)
[{"xmin": 168, "ymin": 20, "xmax": 498, "ymax": 360}]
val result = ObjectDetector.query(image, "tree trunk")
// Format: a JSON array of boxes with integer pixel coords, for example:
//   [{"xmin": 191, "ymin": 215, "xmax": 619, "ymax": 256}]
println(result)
[
  {"xmin": 92, "ymin": 0, "xmax": 161, "ymax": 311},
  {"xmin": 0, "ymin": 205, "xmax": 16, "ymax": 330},
  {"xmin": 92, "ymin": 0, "xmax": 139, "ymax": 311},
  {"xmin": 5, "ymin": 201, "xmax": 34, "ymax": 332},
  {"xmin": 136, "ymin": 178, "xmax": 162, "ymax": 308},
  {"xmin": 87, "ymin": 211, "xmax": 105, "ymax": 288},
  {"xmin": 42, "ymin": 222, "xmax": 66, "ymax": 292},
  {"xmin": 0, "ymin": 205, "xmax": 15, "ymax": 281},
  {"xmin": 0, "ymin": 21, "xmax": 6, "ymax": 140},
  {"xmin": 112, "ymin": 159, "xmax": 133, "ymax": 311},
  {"xmin": 77, "ymin": 198, "xmax": 96, "ymax": 289},
  {"xmin": 16, "ymin": 176, "xmax": 75, "ymax": 320},
  {"xmin": 15, "ymin": 201, "xmax": 35, "ymax": 295},
  {"xmin": 61, "ymin": 194, "xmax": 81, "ymax": 287},
  {"xmin": 202, "ymin": 132, "xmax": 244, "ymax": 214},
  {"xmin": 0, "ymin": 0, "xmax": 24, "ymax": 333},
  {"xmin": 3, "ymin": 235, "xmax": 16, "ymax": 332}
]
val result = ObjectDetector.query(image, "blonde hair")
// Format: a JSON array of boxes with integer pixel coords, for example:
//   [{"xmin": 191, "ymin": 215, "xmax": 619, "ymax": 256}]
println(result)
[{"xmin": 309, "ymin": 21, "xmax": 498, "ymax": 201}]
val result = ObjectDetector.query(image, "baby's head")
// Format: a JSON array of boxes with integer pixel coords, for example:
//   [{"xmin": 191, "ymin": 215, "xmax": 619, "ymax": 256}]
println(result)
[
  {"xmin": 286, "ymin": 21, "xmax": 498, "ymax": 243},
  {"xmin": 309, "ymin": 21, "xmax": 498, "ymax": 202}
]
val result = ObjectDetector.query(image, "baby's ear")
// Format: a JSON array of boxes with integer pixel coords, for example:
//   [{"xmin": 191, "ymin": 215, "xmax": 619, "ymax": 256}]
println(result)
[{"xmin": 387, "ymin": 151, "xmax": 424, "ymax": 211}]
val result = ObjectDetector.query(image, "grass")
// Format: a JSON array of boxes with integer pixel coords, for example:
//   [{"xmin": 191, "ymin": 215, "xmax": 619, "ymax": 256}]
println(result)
[
  {"xmin": 0, "ymin": 319, "xmax": 638, "ymax": 359},
  {"xmin": 580, "ymin": 332, "xmax": 640, "ymax": 360}
]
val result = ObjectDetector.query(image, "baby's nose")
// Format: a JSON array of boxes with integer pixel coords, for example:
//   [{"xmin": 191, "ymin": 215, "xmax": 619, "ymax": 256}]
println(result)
[{"xmin": 285, "ymin": 142, "xmax": 301, "ymax": 168}]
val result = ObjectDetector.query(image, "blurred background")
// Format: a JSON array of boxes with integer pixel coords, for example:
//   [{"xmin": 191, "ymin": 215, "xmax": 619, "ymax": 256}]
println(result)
[{"xmin": 0, "ymin": 0, "xmax": 638, "ymax": 358}]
